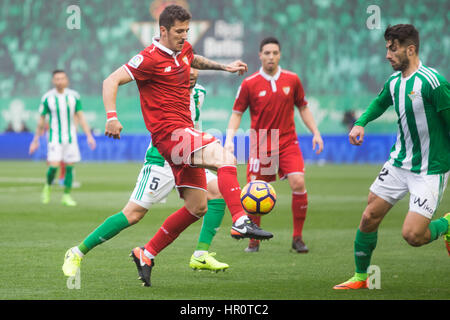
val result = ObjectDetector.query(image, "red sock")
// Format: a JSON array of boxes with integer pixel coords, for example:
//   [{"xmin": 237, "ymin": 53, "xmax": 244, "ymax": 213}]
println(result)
[
  {"xmin": 248, "ymin": 214, "xmax": 261, "ymax": 226},
  {"xmin": 248, "ymin": 214, "xmax": 261, "ymax": 245},
  {"xmin": 59, "ymin": 161, "xmax": 66, "ymax": 179},
  {"xmin": 217, "ymin": 166, "xmax": 246, "ymax": 223},
  {"xmin": 292, "ymin": 192, "xmax": 308, "ymax": 238},
  {"xmin": 145, "ymin": 206, "xmax": 199, "ymax": 256}
]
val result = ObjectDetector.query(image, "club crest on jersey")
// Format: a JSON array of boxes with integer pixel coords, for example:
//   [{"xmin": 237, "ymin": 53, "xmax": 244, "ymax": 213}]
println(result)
[
  {"xmin": 282, "ymin": 86, "xmax": 290, "ymax": 95},
  {"xmin": 408, "ymin": 90, "xmax": 421, "ymax": 101},
  {"xmin": 182, "ymin": 56, "xmax": 189, "ymax": 65},
  {"xmin": 128, "ymin": 54, "xmax": 144, "ymax": 68},
  {"xmin": 258, "ymin": 90, "xmax": 266, "ymax": 97},
  {"xmin": 164, "ymin": 66, "xmax": 172, "ymax": 72}
]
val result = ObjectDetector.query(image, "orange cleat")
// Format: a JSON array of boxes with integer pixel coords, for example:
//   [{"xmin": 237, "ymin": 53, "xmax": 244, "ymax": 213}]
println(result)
[
  {"xmin": 130, "ymin": 246, "xmax": 154, "ymax": 287},
  {"xmin": 333, "ymin": 276, "xmax": 368, "ymax": 290}
]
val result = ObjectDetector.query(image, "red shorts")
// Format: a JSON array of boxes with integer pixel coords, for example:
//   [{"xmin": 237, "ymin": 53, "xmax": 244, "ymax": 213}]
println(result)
[
  {"xmin": 247, "ymin": 140, "xmax": 304, "ymax": 183},
  {"xmin": 152, "ymin": 127, "xmax": 218, "ymax": 192}
]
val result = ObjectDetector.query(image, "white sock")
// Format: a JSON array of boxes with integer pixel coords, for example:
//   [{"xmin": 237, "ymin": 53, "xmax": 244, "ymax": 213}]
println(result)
[
  {"xmin": 144, "ymin": 249, "xmax": 155, "ymax": 260},
  {"xmin": 72, "ymin": 246, "xmax": 84, "ymax": 258},
  {"xmin": 193, "ymin": 250, "xmax": 208, "ymax": 258},
  {"xmin": 235, "ymin": 215, "xmax": 248, "ymax": 226}
]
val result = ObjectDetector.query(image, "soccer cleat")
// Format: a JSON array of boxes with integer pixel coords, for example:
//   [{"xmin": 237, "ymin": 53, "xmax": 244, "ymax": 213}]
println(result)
[
  {"xmin": 443, "ymin": 213, "xmax": 450, "ymax": 256},
  {"xmin": 231, "ymin": 217, "xmax": 273, "ymax": 240},
  {"xmin": 41, "ymin": 185, "xmax": 50, "ymax": 204},
  {"xmin": 62, "ymin": 194, "xmax": 77, "ymax": 207},
  {"xmin": 189, "ymin": 252, "xmax": 229, "ymax": 272},
  {"xmin": 244, "ymin": 239, "xmax": 260, "ymax": 252},
  {"xmin": 62, "ymin": 247, "xmax": 82, "ymax": 277},
  {"xmin": 333, "ymin": 276, "xmax": 368, "ymax": 290},
  {"xmin": 130, "ymin": 247, "xmax": 154, "ymax": 287},
  {"xmin": 292, "ymin": 236, "xmax": 309, "ymax": 253}
]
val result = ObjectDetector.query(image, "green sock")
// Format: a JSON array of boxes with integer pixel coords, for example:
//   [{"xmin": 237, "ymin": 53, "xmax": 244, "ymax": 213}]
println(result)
[
  {"xmin": 46, "ymin": 166, "xmax": 57, "ymax": 185},
  {"xmin": 196, "ymin": 199, "xmax": 226, "ymax": 251},
  {"xmin": 78, "ymin": 212, "xmax": 130, "ymax": 255},
  {"xmin": 64, "ymin": 165, "xmax": 73, "ymax": 194},
  {"xmin": 354, "ymin": 229, "xmax": 378, "ymax": 277},
  {"xmin": 428, "ymin": 217, "xmax": 449, "ymax": 242}
]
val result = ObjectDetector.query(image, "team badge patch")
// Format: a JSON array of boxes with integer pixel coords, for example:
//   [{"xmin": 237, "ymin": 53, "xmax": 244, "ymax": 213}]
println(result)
[
  {"xmin": 128, "ymin": 54, "xmax": 144, "ymax": 68},
  {"xmin": 182, "ymin": 56, "xmax": 189, "ymax": 65},
  {"xmin": 258, "ymin": 90, "xmax": 266, "ymax": 97},
  {"xmin": 408, "ymin": 90, "xmax": 421, "ymax": 101},
  {"xmin": 283, "ymin": 86, "xmax": 290, "ymax": 95}
]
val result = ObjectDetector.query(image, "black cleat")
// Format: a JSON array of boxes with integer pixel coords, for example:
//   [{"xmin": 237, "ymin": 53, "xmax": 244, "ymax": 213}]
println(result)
[
  {"xmin": 130, "ymin": 246, "xmax": 154, "ymax": 287},
  {"xmin": 231, "ymin": 217, "xmax": 273, "ymax": 240},
  {"xmin": 291, "ymin": 236, "xmax": 309, "ymax": 253}
]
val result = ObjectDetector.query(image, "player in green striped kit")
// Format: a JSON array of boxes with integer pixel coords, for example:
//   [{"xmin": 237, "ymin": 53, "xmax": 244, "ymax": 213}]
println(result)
[
  {"xmin": 62, "ymin": 67, "xmax": 229, "ymax": 277},
  {"xmin": 334, "ymin": 24, "xmax": 450, "ymax": 289},
  {"xmin": 29, "ymin": 70, "xmax": 96, "ymax": 206}
]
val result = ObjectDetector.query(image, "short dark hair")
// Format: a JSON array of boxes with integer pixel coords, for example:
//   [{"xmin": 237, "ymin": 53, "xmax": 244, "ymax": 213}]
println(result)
[
  {"xmin": 384, "ymin": 24, "xmax": 420, "ymax": 53},
  {"xmin": 159, "ymin": 4, "xmax": 191, "ymax": 31},
  {"xmin": 52, "ymin": 69, "xmax": 66, "ymax": 76},
  {"xmin": 259, "ymin": 37, "xmax": 281, "ymax": 52}
]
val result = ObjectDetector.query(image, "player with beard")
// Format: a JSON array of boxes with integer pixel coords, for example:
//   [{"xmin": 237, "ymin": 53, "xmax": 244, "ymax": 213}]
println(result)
[{"xmin": 334, "ymin": 24, "xmax": 450, "ymax": 290}]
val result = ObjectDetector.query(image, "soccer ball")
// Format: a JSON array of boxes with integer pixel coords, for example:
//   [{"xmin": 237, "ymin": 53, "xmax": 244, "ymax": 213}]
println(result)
[{"xmin": 240, "ymin": 180, "xmax": 277, "ymax": 215}]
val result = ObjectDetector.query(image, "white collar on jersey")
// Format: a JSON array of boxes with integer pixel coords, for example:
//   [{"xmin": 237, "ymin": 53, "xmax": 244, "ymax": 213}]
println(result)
[
  {"xmin": 259, "ymin": 66, "xmax": 282, "ymax": 92},
  {"xmin": 152, "ymin": 36, "xmax": 182, "ymax": 66}
]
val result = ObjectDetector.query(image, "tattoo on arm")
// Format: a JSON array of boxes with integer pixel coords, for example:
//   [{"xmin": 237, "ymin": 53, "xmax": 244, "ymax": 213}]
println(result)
[{"xmin": 192, "ymin": 55, "xmax": 226, "ymax": 70}]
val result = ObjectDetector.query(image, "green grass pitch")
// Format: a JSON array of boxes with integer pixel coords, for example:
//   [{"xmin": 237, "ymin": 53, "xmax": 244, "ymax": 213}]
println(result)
[{"xmin": 0, "ymin": 161, "xmax": 448, "ymax": 300}]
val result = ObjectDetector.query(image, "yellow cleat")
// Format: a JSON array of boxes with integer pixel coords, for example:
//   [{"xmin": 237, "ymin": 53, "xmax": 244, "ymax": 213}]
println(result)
[
  {"xmin": 62, "ymin": 247, "xmax": 82, "ymax": 277},
  {"xmin": 41, "ymin": 185, "xmax": 50, "ymax": 204},
  {"xmin": 333, "ymin": 276, "xmax": 368, "ymax": 290},
  {"xmin": 189, "ymin": 252, "xmax": 229, "ymax": 272},
  {"xmin": 443, "ymin": 213, "xmax": 450, "ymax": 256},
  {"xmin": 62, "ymin": 194, "xmax": 77, "ymax": 207}
]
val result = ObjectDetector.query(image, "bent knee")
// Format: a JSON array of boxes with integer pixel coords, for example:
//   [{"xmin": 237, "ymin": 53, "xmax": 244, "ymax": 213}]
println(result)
[
  {"xmin": 124, "ymin": 210, "xmax": 146, "ymax": 225},
  {"xmin": 122, "ymin": 202, "xmax": 148, "ymax": 225},
  {"xmin": 401, "ymin": 228, "xmax": 425, "ymax": 247},
  {"xmin": 186, "ymin": 202, "xmax": 208, "ymax": 217}
]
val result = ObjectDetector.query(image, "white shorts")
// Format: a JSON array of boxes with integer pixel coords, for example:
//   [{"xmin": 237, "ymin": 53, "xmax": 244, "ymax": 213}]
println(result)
[
  {"xmin": 47, "ymin": 141, "xmax": 81, "ymax": 163},
  {"xmin": 129, "ymin": 162, "xmax": 218, "ymax": 209},
  {"xmin": 370, "ymin": 162, "xmax": 449, "ymax": 219},
  {"xmin": 129, "ymin": 162, "xmax": 176, "ymax": 209},
  {"xmin": 205, "ymin": 169, "xmax": 217, "ymax": 184}
]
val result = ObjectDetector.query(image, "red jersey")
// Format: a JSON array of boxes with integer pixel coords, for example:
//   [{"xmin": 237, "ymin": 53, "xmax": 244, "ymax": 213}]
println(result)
[
  {"xmin": 233, "ymin": 67, "xmax": 307, "ymax": 152},
  {"xmin": 123, "ymin": 37, "xmax": 194, "ymax": 138}
]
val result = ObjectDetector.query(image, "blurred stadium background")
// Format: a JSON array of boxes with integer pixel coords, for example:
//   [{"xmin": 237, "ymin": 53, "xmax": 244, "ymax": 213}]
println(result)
[
  {"xmin": 1, "ymin": 0, "xmax": 448, "ymax": 162},
  {"xmin": 0, "ymin": 0, "xmax": 449, "ymax": 301}
]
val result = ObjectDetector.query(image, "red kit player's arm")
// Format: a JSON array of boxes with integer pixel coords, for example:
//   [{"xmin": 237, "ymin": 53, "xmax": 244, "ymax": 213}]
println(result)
[
  {"xmin": 192, "ymin": 55, "xmax": 248, "ymax": 75},
  {"xmin": 103, "ymin": 66, "xmax": 133, "ymax": 139},
  {"xmin": 103, "ymin": 66, "xmax": 133, "ymax": 113}
]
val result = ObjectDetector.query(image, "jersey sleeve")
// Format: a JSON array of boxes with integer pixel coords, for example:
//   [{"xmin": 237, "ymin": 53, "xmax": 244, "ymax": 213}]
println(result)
[
  {"xmin": 294, "ymin": 75, "xmax": 307, "ymax": 108},
  {"xmin": 232, "ymin": 80, "xmax": 250, "ymax": 114},
  {"xmin": 123, "ymin": 50, "xmax": 154, "ymax": 81},
  {"xmin": 430, "ymin": 75, "xmax": 450, "ymax": 113},
  {"xmin": 38, "ymin": 95, "xmax": 50, "ymax": 116},
  {"xmin": 355, "ymin": 80, "xmax": 393, "ymax": 126},
  {"xmin": 375, "ymin": 80, "xmax": 394, "ymax": 109},
  {"xmin": 72, "ymin": 91, "xmax": 82, "ymax": 112},
  {"xmin": 75, "ymin": 98, "xmax": 82, "ymax": 112}
]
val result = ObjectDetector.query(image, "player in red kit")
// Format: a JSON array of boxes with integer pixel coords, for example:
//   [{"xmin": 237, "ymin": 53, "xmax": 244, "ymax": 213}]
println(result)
[
  {"xmin": 102, "ymin": 5, "xmax": 273, "ymax": 287},
  {"xmin": 225, "ymin": 37, "xmax": 323, "ymax": 253}
]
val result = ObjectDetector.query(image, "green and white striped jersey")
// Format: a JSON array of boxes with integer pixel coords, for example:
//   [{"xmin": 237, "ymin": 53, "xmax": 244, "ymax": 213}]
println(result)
[
  {"xmin": 144, "ymin": 84, "xmax": 206, "ymax": 166},
  {"xmin": 39, "ymin": 88, "xmax": 82, "ymax": 144},
  {"xmin": 374, "ymin": 62, "xmax": 450, "ymax": 174}
]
